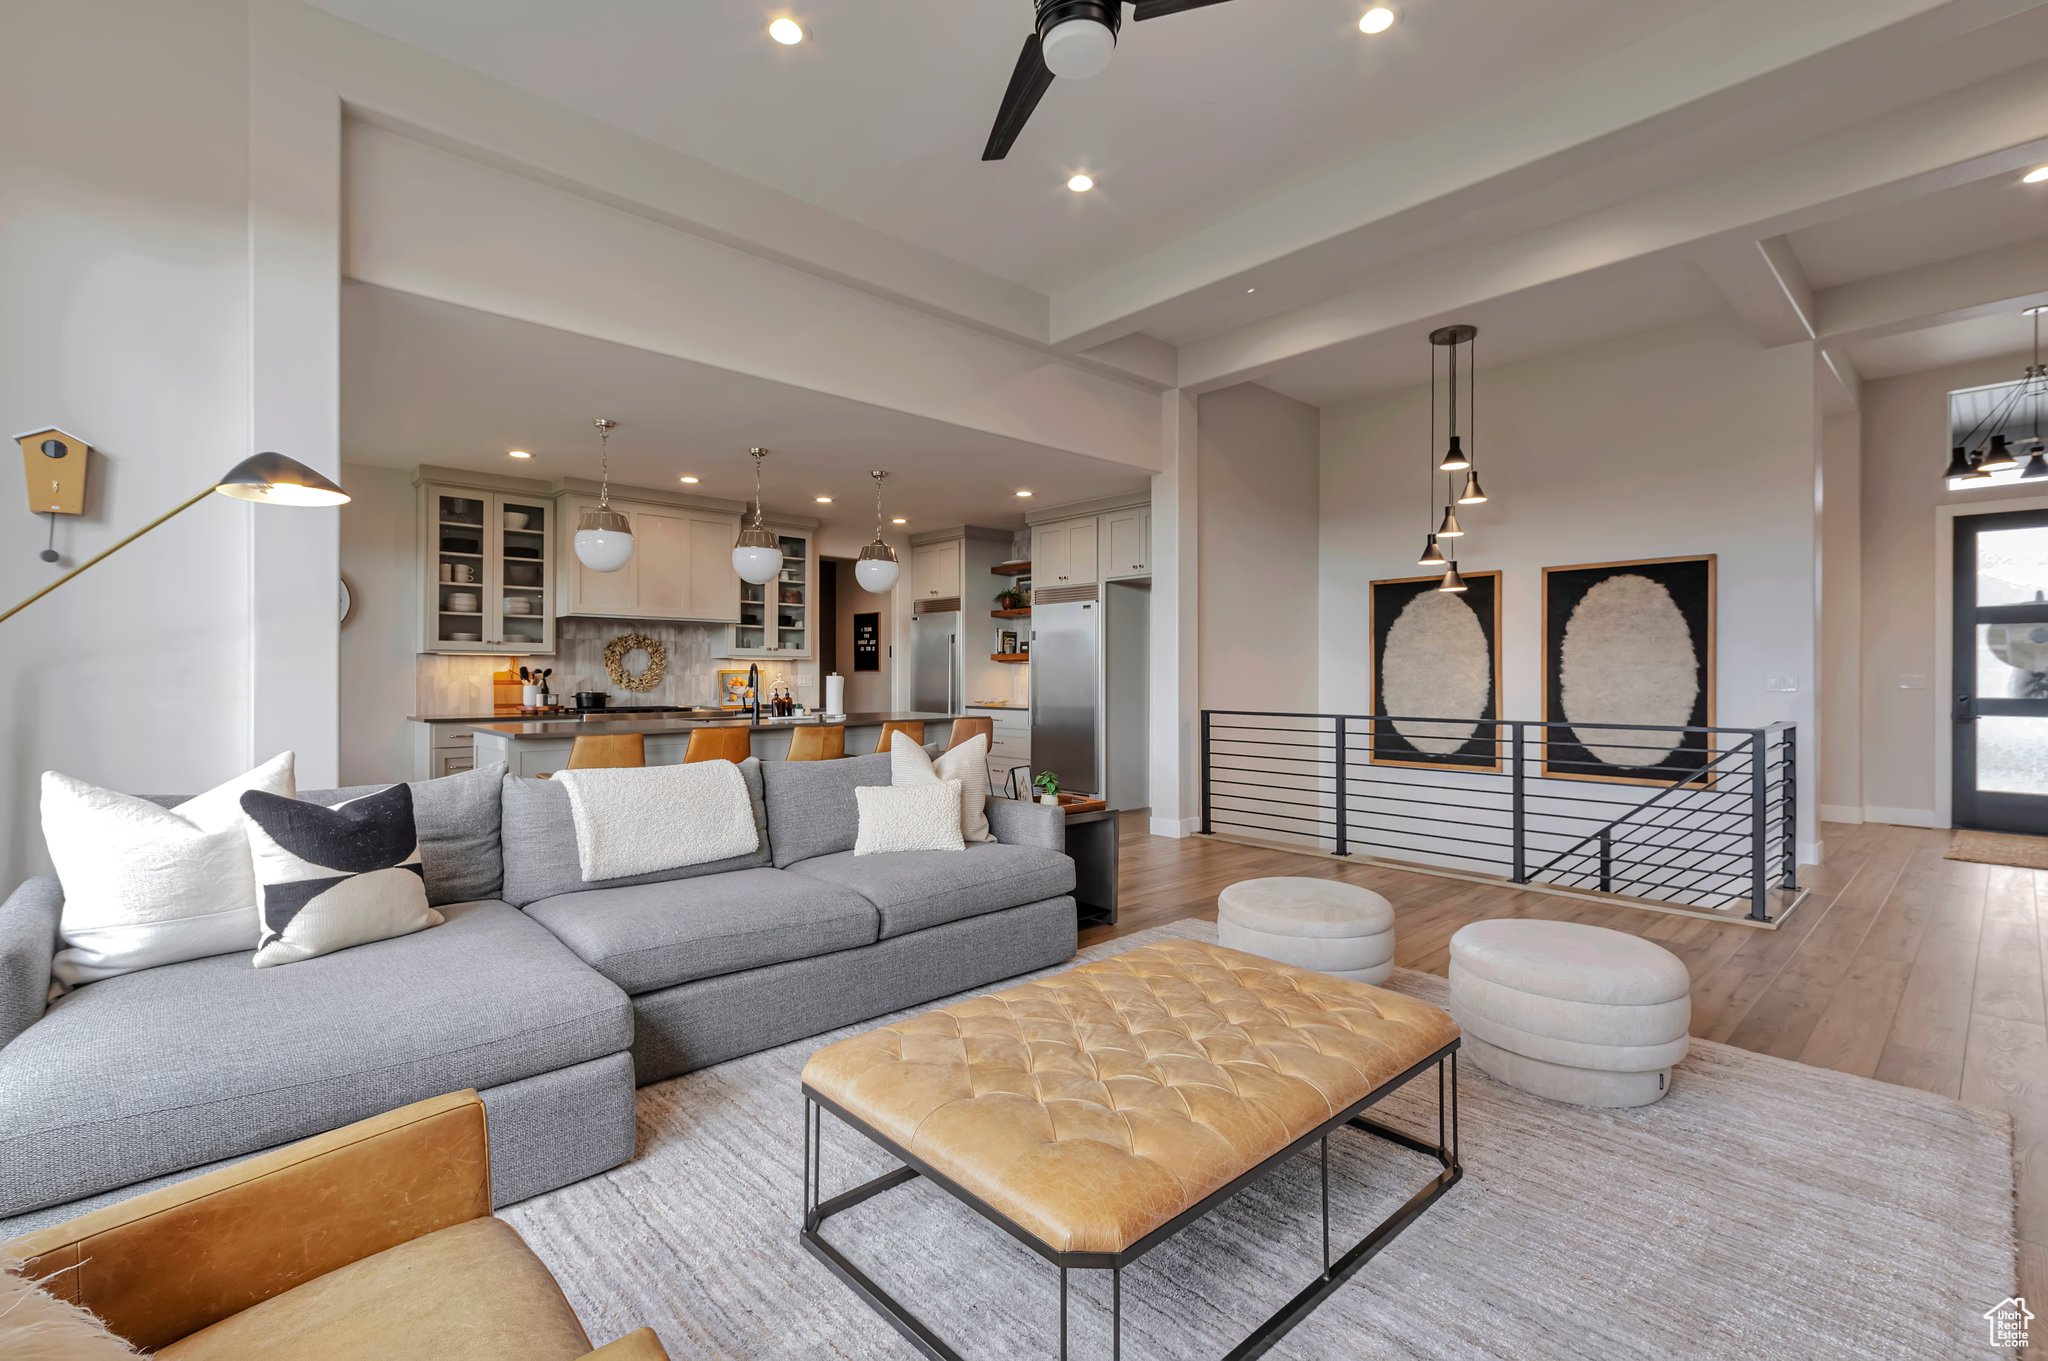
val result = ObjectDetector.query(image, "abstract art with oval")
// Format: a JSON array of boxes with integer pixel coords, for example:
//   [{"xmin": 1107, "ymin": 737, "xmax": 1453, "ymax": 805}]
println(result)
[
  {"xmin": 1543, "ymin": 556, "xmax": 1714, "ymax": 784},
  {"xmin": 1370, "ymin": 571, "xmax": 1501, "ymax": 770}
]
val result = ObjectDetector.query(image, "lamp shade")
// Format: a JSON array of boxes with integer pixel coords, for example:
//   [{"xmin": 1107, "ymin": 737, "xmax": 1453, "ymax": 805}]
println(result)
[
  {"xmin": 1457, "ymin": 470, "xmax": 1488, "ymax": 504},
  {"xmin": 1981, "ymin": 435, "xmax": 2019, "ymax": 472},
  {"xmin": 213, "ymin": 452, "xmax": 348, "ymax": 506},
  {"xmin": 1438, "ymin": 435, "xmax": 1470, "ymax": 472},
  {"xmin": 1436, "ymin": 504, "xmax": 1464, "ymax": 538},
  {"xmin": 1944, "ymin": 447, "xmax": 1974, "ymax": 480},
  {"xmin": 1418, "ymin": 534, "xmax": 1446, "ymax": 568},
  {"xmin": 855, "ymin": 541, "xmax": 900, "ymax": 592},
  {"xmin": 574, "ymin": 504, "xmax": 634, "ymax": 573},
  {"xmin": 2025, "ymin": 452, "xmax": 2048, "ymax": 481},
  {"xmin": 1438, "ymin": 562, "xmax": 1469, "ymax": 593},
  {"xmin": 732, "ymin": 523, "xmax": 782, "ymax": 585}
]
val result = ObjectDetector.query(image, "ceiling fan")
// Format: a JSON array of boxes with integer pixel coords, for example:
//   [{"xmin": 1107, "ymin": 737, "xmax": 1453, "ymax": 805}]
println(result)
[{"xmin": 983, "ymin": 0, "xmax": 1240, "ymax": 161}]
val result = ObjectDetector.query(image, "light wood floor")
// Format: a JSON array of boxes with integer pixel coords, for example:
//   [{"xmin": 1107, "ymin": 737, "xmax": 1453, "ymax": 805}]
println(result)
[{"xmin": 1084, "ymin": 815, "xmax": 2046, "ymax": 1343}]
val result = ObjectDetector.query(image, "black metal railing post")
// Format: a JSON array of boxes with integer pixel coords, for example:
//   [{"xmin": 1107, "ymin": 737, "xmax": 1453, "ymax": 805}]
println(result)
[
  {"xmin": 1598, "ymin": 827, "xmax": 1612, "ymax": 893},
  {"xmin": 1199, "ymin": 710, "xmax": 1213, "ymax": 835},
  {"xmin": 1510, "ymin": 724, "xmax": 1527, "ymax": 883},
  {"xmin": 1779, "ymin": 726, "xmax": 1798, "ymax": 890},
  {"xmin": 1749, "ymin": 727, "xmax": 1769, "ymax": 922},
  {"xmin": 1332, "ymin": 716, "xmax": 1350, "ymax": 858}
]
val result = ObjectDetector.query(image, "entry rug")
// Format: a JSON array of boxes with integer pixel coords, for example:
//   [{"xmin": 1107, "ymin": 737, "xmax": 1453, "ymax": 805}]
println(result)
[
  {"xmin": 503, "ymin": 920, "xmax": 2019, "ymax": 1359},
  {"xmin": 1947, "ymin": 827, "xmax": 2048, "ymax": 871}
]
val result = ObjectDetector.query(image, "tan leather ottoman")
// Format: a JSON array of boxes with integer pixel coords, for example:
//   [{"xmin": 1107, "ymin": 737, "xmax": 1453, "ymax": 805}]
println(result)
[{"xmin": 799, "ymin": 938, "xmax": 1463, "ymax": 1358}]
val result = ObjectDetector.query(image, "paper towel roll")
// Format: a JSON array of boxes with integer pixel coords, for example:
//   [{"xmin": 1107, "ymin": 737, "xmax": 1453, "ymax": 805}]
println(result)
[{"xmin": 823, "ymin": 673, "xmax": 845, "ymax": 717}]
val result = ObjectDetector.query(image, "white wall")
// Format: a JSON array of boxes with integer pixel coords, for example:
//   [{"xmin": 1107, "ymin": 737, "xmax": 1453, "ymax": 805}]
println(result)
[
  {"xmin": 1857, "ymin": 351, "xmax": 2048, "ymax": 826},
  {"xmin": 1196, "ymin": 384, "xmax": 1322, "ymax": 710},
  {"xmin": 1318, "ymin": 316, "xmax": 1820, "ymax": 859},
  {"xmin": 1819, "ymin": 409, "xmax": 1863, "ymax": 821},
  {"xmin": 338, "ymin": 463, "xmax": 420, "ymax": 784},
  {"xmin": 0, "ymin": 1, "xmax": 256, "ymax": 881}
]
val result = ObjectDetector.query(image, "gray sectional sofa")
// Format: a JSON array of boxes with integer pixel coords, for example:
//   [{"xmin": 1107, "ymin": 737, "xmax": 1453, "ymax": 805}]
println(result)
[{"xmin": 0, "ymin": 751, "xmax": 1077, "ymax": 1234}]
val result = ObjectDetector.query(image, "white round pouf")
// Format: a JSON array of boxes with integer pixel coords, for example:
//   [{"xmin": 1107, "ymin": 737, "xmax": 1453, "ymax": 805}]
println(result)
[
  {"xmin": 1448, "ymin": 919, "xmax": 1691, "ymax": 1109},
  {"xmin": 1216, "ymin": 877, "xmax": 1396, "ymax": 984}
]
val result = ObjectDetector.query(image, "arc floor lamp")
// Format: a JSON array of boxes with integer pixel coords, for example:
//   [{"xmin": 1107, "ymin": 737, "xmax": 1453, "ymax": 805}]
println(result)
[{"xmin": 0, "ymin": 451, "xmax": 348, "ymax": 626}]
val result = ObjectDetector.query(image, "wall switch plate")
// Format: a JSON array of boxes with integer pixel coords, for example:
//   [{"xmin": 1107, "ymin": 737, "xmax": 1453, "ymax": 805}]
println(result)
[
  {"xmin": 1765, "ymin": 674, "xmax": 1799, "ymax": 693},
  {"xmin": 1899, "ymin": 673, "xmax": 1929, "ymax": 690}
]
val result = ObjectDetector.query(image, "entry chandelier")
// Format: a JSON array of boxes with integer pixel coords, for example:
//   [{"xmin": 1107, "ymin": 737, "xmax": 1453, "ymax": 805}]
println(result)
[
  {"xmin": 1415, "ymin": 323, "xmax": 1489, "ymax": 592},
  {"xmin": 855, "ymin": 470, "xmax": 901, "ymax": 593},
  {"xmin": 1945, "ymin": 308, "xmax": 2048, "ymax": 483},
  {"xmin": 573, "ymin": 419, "xmax": 634, "ymax": 573},
  {"xmin": 732, "ymin": 447, "xmax": 783, "ymax": 585}
]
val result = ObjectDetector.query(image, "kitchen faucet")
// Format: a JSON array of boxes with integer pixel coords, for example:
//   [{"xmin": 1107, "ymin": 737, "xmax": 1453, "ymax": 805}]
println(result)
[{"xmin": 747, "ymin": 662, "xmax": 761, "ymax": 726}]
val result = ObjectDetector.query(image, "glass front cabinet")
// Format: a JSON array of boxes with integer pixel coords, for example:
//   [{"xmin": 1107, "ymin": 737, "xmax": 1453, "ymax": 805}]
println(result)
[
  {"xmin": 421, "ymin": 484, "xmax": 556, "ymax": 655},
  {"xmin": 729, "ymin": 527, "xmax": 813, "ymax": 658}
]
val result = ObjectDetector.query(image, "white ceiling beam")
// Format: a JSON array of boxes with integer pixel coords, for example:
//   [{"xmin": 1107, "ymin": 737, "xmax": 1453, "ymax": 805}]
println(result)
[
  {"xmin": 1050, "ymin": 0, "xmax": 2047, "ymax": 348},
  {"xmin": 1177, "ymin": 57, "xmax": 2048, "ymax": 392},
  {"xmin": 1814, "ymin": 236, "xmax": 2048, "ymax": 343},
  {"xmin": 1818, "ymin": 346, "xmax": 1863, "ymax": 414},
  {"xmin": 1695, "ymin": 236, "xmax": 1818, "ymax": 347}
]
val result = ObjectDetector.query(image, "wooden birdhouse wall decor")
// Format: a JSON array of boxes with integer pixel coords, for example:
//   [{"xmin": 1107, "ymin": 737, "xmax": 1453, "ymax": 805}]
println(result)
[{"xmin": 17, "ymin": 427, "xmax": 90, "ymax": 516}]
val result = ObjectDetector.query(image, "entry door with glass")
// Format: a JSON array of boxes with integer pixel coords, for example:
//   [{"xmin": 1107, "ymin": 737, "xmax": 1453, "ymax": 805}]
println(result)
[{"xmin": 1954, "ymin": 508, "xmax": 2048, "ymax": 832}]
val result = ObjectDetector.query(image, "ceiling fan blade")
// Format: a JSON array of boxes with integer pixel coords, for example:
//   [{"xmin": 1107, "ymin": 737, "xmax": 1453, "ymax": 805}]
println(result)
[
  {"xmin": 983, "ymin": 31, "xmax": 1056, "ymax": 161},
  {"xmin": 1132, "ymin": 0, "xmax": 1238, "ymax": 17}
]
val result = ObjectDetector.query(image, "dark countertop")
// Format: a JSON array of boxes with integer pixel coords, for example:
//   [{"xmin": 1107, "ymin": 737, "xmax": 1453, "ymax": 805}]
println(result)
[{"xmin": 467, "ymin": 711, "xmax": 961, "ymax": 739}]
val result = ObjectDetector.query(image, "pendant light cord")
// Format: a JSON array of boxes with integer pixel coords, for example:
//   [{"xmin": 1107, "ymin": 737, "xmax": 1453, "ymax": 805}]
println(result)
[
  {"xmin": 750, "ymin": 448, "xmax": 767, "ymax": 529},
  {"xmin": 871, "ymin": 470, "xmax": 887, "ymax": 543},
  {"xmin": 594, "ymin": 418, "xmax": 617, "ymax": 510},
  {"xmin": 1427, "ymin": 339, "xmax": 1437, "ymax": 535}
]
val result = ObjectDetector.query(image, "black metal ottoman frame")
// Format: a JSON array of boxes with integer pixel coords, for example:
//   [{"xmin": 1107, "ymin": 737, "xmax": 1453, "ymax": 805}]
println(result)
[{"xmin": 800, "ymin": 1039, "xmax": 1461, "ymax": 1360}]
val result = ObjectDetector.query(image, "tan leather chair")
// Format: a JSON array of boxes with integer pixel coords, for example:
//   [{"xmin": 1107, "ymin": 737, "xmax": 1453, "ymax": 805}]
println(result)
[
  {"xmin": 5, "ymin": 1092, "xmax": 666, "ymax": 1360},
  {"xmin": 946, "ymin": 716, "xmax": 995, "ymax": 751},
  {"xmin": 684, "ymin": 726, "xmax": 753, "ymax": 764},
  {"xmin": 567, "ymin": 733, "xmax": 646, "ymax": 769},
  {"xmin": 875, "ymin": 719, "xmax": 925, "ymax": 752},
  {"xmin": 785, "ymin": 724, "xmax": 846, "ymax": 761}
]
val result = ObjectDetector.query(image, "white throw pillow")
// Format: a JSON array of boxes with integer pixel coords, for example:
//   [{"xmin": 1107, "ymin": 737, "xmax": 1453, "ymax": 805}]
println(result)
[
  {"xmin": 45, "ymin": 752, "xmax": 296, "ymax": 986},
  {"xmin": 889, "ymin": 731, "xmax": 994, "ymax": 843},
  {"xmin": 240, "ymin": 782, "xmax": 441, "ymax": 968},
  {"xmin": 854, "ymin": 781, "xmax": 968, "ymax": 856}
]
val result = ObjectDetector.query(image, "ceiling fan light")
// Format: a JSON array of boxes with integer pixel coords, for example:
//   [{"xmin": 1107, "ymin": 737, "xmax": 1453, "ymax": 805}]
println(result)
[
  {"xmin": 1438, "ymin": 562, "xmax": 1469, "ymax": 593},
  {"xmin": 1041, "ymin": 15, "xmax": 1115, "ymax": 78},
  {"xmin": 1418, "ymin": 534, "xmax": 1446, "ymax": 567},
  {"xmin": 1438, "ymin": 435, "xmax": 1470, "ymax": 472},
  {"xmin": 1457, "ymin": 470, "xmax": 1488, "ymax": 504},
  {"xmin": 1436, "ymin": 504, "xmax": 1464, "ymax": 538}
]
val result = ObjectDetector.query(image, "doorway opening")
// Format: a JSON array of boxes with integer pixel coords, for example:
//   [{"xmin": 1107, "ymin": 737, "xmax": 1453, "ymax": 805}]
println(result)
[{"xmin": 1952, "ymin": 507, "xmax": 2048, "ymax": 833}]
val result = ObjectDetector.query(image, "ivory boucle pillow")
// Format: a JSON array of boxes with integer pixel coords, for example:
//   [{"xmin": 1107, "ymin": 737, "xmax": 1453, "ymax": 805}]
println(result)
[
  {"xmin": 853, "ymin": 781, "xmax": 967, "ymax": 856},
  {"xmin": 889, "ymin": 731, "xmax": 994, "ymax": 843}
]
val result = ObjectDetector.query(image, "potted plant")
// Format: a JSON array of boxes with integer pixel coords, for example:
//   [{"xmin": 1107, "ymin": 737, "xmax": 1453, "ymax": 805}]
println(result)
[
  {"xmin": 996, "ymin": 586, "xmax": 1026, "ymax": 611},
  {"xmin": 1032, "ymin": 770, "xmax": 1061, "ymax": 806}
]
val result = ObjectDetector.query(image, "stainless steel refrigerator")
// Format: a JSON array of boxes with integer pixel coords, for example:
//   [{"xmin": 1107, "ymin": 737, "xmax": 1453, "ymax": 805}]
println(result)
[
  {"xmin": 1031, "ymin": 587, "xmax": 1099, "ymax": 795},
  {"xmin": 910, "ymin": 603, "xmax": 963, "ymax": 715}
]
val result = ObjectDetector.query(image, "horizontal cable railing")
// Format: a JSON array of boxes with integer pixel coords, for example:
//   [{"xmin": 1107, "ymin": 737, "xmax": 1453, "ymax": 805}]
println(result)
[{"xmin": 1200, "ymin": 712, "xmax": 1798, "ymax": 921}]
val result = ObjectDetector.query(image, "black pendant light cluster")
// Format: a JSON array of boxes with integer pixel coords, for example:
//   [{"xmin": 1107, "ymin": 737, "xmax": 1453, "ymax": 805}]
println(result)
[
  {"xmin": 1945, "ymin": 308, "xmax": 2048, "ymax": 484},
  {"xmin": 1417, "ymin": 324, "xmax": 1490, "ymax": 592}
]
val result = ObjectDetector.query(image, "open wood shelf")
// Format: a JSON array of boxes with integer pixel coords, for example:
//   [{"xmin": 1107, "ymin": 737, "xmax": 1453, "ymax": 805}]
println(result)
[
  {"xmin": 991, "ymin": 652, "xmax": 1029, "ymax": 663},
  {"xmin": 992, "ymin": 607, "xmax": 1031, "ymax": 618},
  {"xmin": 992, "ymin": 561, "xmax": 1032, "ymax": 576}
]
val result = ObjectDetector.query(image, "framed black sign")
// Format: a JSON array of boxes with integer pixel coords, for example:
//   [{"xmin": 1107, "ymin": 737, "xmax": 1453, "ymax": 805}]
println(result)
[{"xmin": 853, "ymin": 612, "xmax": 881, "ymax": 672}]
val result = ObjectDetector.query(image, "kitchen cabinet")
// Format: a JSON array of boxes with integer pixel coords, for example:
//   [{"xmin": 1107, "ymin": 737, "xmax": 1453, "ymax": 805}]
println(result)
[
  {"xmin": 1103, "ymin": 508, "xmax": 1151, "ymax": 580},
  {"xmin": 729, "ymin": 526, "xmax": 814, "ymax": 657},
  {"xmin": 422, "ymin": 485, "xmax": 556, "ymax": 654},
  {"xmin": 410, "ymin": 723, "xmax": 478, "ymax": 781},
  {"xmin": 557, "ymin": 496, "xmax": 739, "ymax": 624},
  {"xmin": 1034, "ymin": 517, "xmax": 1099, "ymax": 588},
  {"xmin": 912, "ymin": 539, "xmax": 962, "ymax": 601}
]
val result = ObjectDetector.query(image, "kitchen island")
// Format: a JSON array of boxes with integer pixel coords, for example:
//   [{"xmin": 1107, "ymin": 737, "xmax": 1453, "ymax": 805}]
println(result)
[{"xmin": 468, "ymin": 711, "xmax": 962, "ymax": 777}]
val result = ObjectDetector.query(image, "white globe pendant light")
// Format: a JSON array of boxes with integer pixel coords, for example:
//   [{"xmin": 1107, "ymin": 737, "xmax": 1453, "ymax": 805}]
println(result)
[
  {"xmin": 573, "ymin": 418, "xmax": 634, "ymax": 573},
  {"xmin": 731, "ymin": 447, "xmax": 782, "ymax": 586},
  {"xmin": 855, "ymin": 469, "xmax": 900, "ymax": 593}
]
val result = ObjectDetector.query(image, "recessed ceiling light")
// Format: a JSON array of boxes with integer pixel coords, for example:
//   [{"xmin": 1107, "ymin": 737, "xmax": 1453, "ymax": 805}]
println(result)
[
  {"xmin": 1067, "ymin": 174, "xmax": 1094, "ymax": 193},
  {"xmin": 892, "ymin": 516, "xmax": 908, "ymax": 525},
  {"xmin": 768, "ymin": 17, "xmax": 804, "ymax": 45},
  {"xmin": 507, "ymin": 449, "xmax": 531, "ymax": 459},
  {"xmin": 1245, "ymin": 287, "xmax": 1256, "ymax": 294},
  {"xmin": 1015, "ymin": 489, "xmax": 1034, "ymax": 498},
  {"xmin": 1359, "ymin": 7, "xmax": 1395, "ymax": 34},
  {"xmin": 679, "ymin": 475, "xmax": 700, "ymax": 483},
  {"xmin": 815, "ymin": 495, "xmax": 833, "ymax": 503},
  {"xmin": 2025, "ymin": 166, "xmax": 2048, "ymax": 184}
]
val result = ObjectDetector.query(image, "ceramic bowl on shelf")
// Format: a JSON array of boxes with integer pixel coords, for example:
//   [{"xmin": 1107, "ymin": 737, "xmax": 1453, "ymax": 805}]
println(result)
[
  {"xmin": 447, "ymin": 631, "xmax": 481, "ymax": 642},
  {"xmin": 504, "ymin": 511, "xmax": 531, "ymax": 531},
  {"xmin": 446, "ymin": 592, "xmax": 480, "ymax": 613},
  {"xmin": 503, "ymin": 597, "xmax": 532, "ymax": 616},
  {"xmin": 504, "ymin": 562, "xmax": 542, "ymax": 587}
]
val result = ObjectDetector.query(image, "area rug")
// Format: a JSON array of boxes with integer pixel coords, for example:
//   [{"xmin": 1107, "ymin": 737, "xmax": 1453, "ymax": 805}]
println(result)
[
  {"xmin": 1947, "ymin": 827, "xmax": 2048, "ymax": 870},
  {"xmin": 503, "ymin": 920, "xmax": 2019, "ymax": 1359}
]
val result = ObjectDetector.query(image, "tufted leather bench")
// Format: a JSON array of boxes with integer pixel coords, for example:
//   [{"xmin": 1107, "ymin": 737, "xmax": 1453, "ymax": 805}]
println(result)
[{"xmin": 799, "ymin": 938, "xmax": 1464, "ymax": 1358}]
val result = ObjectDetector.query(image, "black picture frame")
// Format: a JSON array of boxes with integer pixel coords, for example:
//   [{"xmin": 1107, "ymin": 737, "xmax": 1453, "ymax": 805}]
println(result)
[
  {"xmin": 1541, "ymin": 555, "xmax": 1716, "ymax": 785},
  {"xmin": 1368, "ymin": 571, "xmax": 1503, "ymax": 772}
]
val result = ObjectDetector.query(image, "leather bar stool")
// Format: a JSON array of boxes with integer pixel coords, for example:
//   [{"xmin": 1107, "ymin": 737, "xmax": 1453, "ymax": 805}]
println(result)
[
  {"xmin": 684, "ymin": 726, "xmax": 753, "ymax": 763},
  {"xmin": 538, "ymin": 732, "xmax": 645, "ymax": 777},
  {"xmin": 876, "ymin": 720, "xmax": 925, "ymax": 753},
  {"xmin": 946, "ymin": 716, "xmax": 994, "ymax": 751},
  {"xmin": 786, "ymin": 724, "xmax": 846, "ymax": 761}
]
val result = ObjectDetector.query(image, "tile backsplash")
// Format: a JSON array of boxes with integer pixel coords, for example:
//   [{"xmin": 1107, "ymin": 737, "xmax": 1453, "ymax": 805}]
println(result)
[{"xmin": 416, "ymin": 619, "xmax": 814, "ymax": 715}]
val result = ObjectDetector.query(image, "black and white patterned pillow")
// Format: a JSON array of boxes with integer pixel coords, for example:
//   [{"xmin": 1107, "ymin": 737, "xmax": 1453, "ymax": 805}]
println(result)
[{"xmin": 239, "ymin": 783, "xmax": 442, "ymax": 968}]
